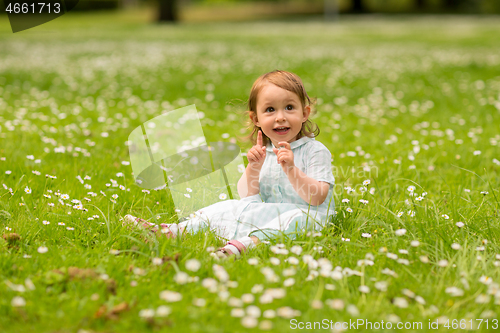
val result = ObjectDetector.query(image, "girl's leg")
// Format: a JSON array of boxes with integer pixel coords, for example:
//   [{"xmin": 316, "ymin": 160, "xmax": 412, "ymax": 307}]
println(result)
[{"xmin": 248, "ymin": 210, "xmax": 319, "ymax": 242}]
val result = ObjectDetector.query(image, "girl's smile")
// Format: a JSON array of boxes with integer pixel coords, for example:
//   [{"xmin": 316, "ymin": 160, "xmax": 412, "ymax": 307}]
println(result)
[
  {"xmin": 250, "ymin": 83, "xmax": 311, "ymax": 147},
  {"xmin": 273, "ymin": 126, "xmax": 290, "ymax": 135}
]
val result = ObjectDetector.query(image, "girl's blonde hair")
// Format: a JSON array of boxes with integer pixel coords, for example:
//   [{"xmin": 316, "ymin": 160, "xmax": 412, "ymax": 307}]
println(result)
[{"xmin": 245, "ymin": 70, "xmax": 319, "ymax": 146}]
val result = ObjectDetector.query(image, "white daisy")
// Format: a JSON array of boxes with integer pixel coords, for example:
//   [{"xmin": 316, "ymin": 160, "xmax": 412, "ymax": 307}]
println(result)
[
  {"xmin": 37, "ymin": 246, "xmax": 48, "ymax": 253},
  {"xmin": 395, "ymin": 229, "xmax": 406, "ymax": 236}
]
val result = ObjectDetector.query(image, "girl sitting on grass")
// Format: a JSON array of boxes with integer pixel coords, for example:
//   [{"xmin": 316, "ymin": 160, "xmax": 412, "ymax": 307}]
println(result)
[{"xmin": 124, "ymin": 70, "xmax": 335, "ymax": 258}]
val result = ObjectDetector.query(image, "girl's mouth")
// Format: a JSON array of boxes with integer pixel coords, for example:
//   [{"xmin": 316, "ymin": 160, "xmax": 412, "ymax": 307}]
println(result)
[{"xmin": 273, "ymin": 127, "xmax": 290, "ymax": 135}]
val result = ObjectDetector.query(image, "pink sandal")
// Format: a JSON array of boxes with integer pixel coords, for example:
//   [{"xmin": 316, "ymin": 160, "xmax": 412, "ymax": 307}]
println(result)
[{"xmin": 214, "ymin": 237, "xmax": 256, "ymax": 259}]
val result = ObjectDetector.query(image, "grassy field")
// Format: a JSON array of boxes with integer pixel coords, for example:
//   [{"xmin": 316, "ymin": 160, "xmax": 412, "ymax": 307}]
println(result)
[{"xmin": 1, "ymin": 9, "xmax": 500, "ymax": 333}]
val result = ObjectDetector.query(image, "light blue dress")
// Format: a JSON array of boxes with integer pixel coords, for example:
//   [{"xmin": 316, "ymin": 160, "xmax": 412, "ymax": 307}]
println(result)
[{"xmin": 177, "ymin": 136, "xmax": 335, "ymax": 241}]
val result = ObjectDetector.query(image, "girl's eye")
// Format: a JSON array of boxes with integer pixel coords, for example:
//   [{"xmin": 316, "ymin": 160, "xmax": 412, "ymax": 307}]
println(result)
[
  {"xmin": 286, "ymin": 105, "xmax": 293, "ymax": 110},
  {"xmin": 265, "ymin": 107, "xmax": 274, "ymax": 112}
]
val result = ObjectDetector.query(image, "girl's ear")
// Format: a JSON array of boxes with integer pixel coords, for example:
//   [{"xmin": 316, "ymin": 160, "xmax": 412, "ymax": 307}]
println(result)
[
  {"xmin": 249, "ymin": 112, "xmax": 259, "ymax": 126},
  {"xmin": 302, "ymin": 105, "xmax": 311, "ymax": 123}
]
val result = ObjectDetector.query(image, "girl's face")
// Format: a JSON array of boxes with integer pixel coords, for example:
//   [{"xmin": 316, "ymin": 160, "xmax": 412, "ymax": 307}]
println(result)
[{"xmin": 250, "ymin": 83, "xmax": 311, "ymax": 148}]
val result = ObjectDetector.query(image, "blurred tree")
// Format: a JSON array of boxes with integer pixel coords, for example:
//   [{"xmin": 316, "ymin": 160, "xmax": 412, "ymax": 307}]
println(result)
[
  {"xmin": 415, "ymin": 0, "xmax": 425, "ymax": 10},
  {"xmin": 351, "ymin": 0, "xmax": 365, "ymax": 13},
  {"xmin": 443, "ymin": 0, "xmax": 460, "ymax": 10},
  {"xmin": 158, "ymin": 0, "xmax": 178, "ymax": 21}
]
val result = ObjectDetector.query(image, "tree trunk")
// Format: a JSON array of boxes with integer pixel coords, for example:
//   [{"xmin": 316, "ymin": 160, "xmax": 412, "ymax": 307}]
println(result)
[
  {"xmin": 158, "ymin": 0, "xmax": 177, "ymax": 22},
  {"xmin": 352, "ymin": 0, "xmax": 365, "ymax": 13},
  {"xmin": 443, "ymin": 0, "xmax": 460, "ymax": 10},
  {"xmin": 415, "ymin": 0, "xmax": 425, "ymax": 10}
]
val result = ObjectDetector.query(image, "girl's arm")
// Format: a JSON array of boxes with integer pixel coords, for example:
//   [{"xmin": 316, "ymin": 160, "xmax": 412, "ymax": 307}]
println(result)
[
  {"xmin": 238, "ymin": 130, "xmax": 266, "ymax": 198},
  {"xmin": 284, "ymin": 167, "xmax": 330, "ymax": 206},
  {"xmin": 237, "ymin": 163, "xmax": 261, "ymax": 198},
  {"xmin": 273, "ymin": 141, "xmax": 330, "ymax": 206}
]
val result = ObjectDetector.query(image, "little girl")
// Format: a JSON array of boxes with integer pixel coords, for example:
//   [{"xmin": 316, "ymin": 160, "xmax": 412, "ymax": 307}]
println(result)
[{"xmin": 124, "ymin": 70, "xmax": 335, "ymax": 258}]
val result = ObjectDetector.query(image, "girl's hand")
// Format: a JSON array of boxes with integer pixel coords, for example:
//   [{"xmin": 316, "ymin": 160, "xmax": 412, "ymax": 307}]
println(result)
[
  {"xmin": 247, "ymin": 130, "xmax": 266, "ymax": 170},
  {"xmin": 273, "ymin": 141, "xmax": 295, "ymax": 173}
]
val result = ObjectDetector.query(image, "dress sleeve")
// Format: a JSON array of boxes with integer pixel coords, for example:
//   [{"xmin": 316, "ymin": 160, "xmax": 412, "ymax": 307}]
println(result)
[{"xmin": 305, "ymin": 145, "xmax": 335, "ymax": 185}]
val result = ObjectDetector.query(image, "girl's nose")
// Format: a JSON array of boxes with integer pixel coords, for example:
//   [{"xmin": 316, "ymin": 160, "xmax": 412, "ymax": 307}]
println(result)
[{"xmin": 275, "ymin": 110, "xmax": 286, "ymax": 122}]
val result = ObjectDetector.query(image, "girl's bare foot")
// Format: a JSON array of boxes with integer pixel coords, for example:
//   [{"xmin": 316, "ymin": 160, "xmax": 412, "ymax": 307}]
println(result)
[{"xmin": 123, "ymin": 215, "xmax": 184, "ymax": 238}]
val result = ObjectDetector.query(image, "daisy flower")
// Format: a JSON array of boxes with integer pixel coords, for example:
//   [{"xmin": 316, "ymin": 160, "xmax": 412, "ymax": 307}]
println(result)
[
  {"xmin": 24, "ymin": 186, "xmax": 31, "ymax": 194},
  {"xmin": 395, "ymin": 229, "xmax": 406, "ymax": 236},
  {"xmin": 37, "ymin": 246, "xmax": 48, "ymax": 253},
  {"xmin": 359, "ymin": 285, "xmax": 370, "ymax": 293},
  {"xmin": 393, "ymin": 297, "xmax": 408, "ymax": 308},
  {"xmin": 437, "ymin": 259, "xmax": 448, "ymax": 267}
]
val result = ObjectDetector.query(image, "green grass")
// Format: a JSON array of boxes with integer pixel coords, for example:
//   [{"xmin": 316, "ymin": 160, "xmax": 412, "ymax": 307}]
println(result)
[{"xmin": 1, "ymin": 10, "xmax": 500, "ymax": 333}]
